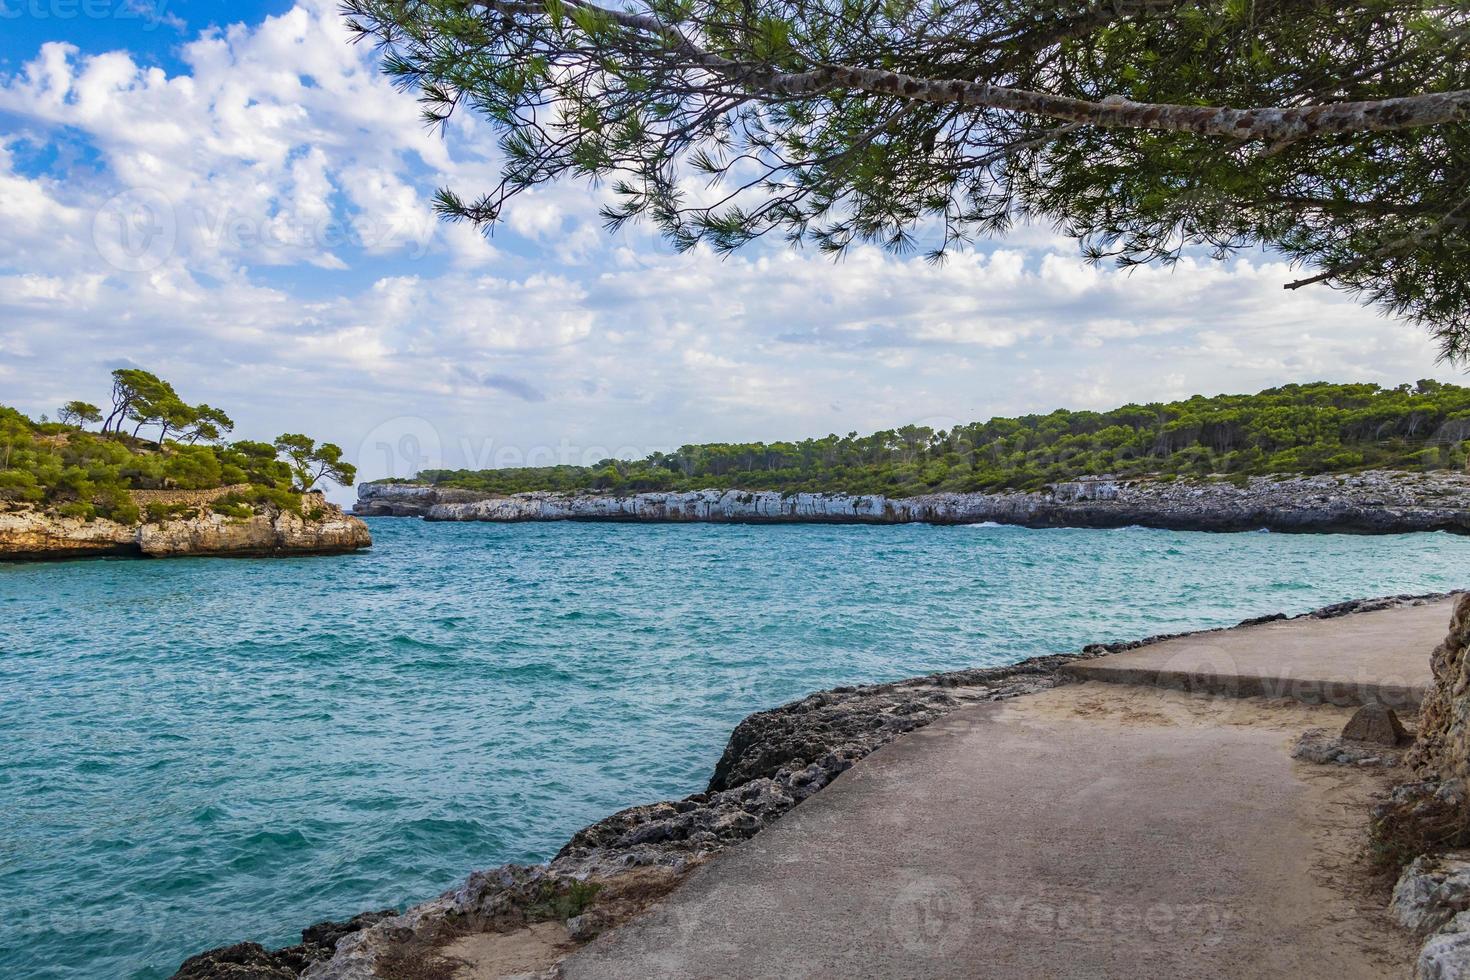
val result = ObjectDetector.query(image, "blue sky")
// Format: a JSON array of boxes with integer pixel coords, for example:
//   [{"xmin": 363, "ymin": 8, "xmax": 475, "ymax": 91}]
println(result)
[{"xmin": 0, "ymin": 0, "xmax": 1459, "ymax": 502}]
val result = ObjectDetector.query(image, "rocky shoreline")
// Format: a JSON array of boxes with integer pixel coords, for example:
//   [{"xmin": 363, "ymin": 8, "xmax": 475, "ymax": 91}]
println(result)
[
  {"xmin": 173, "ymin": 592, "xmax": 1452, "ymax": 980},
  {"xmin": 355, "ymin": 470, "xmax": 1470, "ymax": 534},
  {"xmin": 0, "ymin": 492, "xmax": 372, "ymax": 560}
]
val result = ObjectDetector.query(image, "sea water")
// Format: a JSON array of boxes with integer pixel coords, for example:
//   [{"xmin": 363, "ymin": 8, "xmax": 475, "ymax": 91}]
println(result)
[{"xmin": 2, "ymin": 519, "xmax": 1466, "ymax": 977}]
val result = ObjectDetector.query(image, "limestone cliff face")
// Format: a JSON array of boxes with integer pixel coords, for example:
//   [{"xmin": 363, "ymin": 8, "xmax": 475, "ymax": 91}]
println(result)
[
  {"xmin": 356, "ymin": 470, "xmax": 1470, "ymax": 534},
  {"xmin": 0, "ymin": 494, "xmax": 371, "ymax": 560},
  {"xmin": 1408, "ymin": 595, "xmax": 1470, "ymax": 790}
]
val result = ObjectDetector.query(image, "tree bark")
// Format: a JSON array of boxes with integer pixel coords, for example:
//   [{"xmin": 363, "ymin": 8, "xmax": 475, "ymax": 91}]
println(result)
[{"xmin": 474, "ymin": 0, "xmax": 1470, "ymax": 142}]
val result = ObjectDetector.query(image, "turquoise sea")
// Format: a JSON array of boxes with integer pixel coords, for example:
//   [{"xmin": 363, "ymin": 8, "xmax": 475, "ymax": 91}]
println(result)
[{"xmin": 2, "ymin": 518, "xmax": 1467, "ymax": 978}]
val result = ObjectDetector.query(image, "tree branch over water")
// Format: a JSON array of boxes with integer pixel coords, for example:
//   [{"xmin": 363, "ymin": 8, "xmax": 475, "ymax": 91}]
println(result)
[{"xmin": 342, "ymin": 0, "xmax": 1470, "ymax": 356}]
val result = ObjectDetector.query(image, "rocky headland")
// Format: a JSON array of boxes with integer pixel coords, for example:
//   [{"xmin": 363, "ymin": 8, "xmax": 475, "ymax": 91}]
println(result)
[
  {"xmin": 173, "ymin": 593, "xmax": 1457, "ymax": 980},
  {"xmin": 0, "ymin": 489, "xmax": 371, "ymax": 560},
  {"xmin": 355, "ymin": 470, "xmax": 1470, "ymax": 534}
]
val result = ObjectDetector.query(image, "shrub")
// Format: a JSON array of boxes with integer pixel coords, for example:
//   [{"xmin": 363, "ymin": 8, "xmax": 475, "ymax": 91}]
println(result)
[
  {"xmin": 55, "ymin": 501, "xmax": 95, "ymax": 521},
  {"xmin": 96, "ymin": 488, "xmax": 140, "ymax": 525},
  {"xmin": 248, "ymin": 486, "xmax": 303, "ymax": 515},
  {"xmin": 211, "ymin": 495, "xmax": 255, "ymax": 520},
  {"xmin": 527, "ymin": 879, "xmax": 602, "ymax": 921},
  {"xmin": 145, "ymin": 502, "xmax": 197, "ymax": 523},
  {"xmin": 0, "ymin": 470, "xmax": 43, "ymax": 502}
]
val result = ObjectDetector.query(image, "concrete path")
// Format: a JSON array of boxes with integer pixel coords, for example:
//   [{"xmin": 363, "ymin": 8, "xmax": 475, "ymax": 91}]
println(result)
[
  {"xmin": 559, "ymin": 600, "xmax": 1461, "ymax": 980},
  {"xmin": 1064, "ymin": 599, "xmax": 1451, "ymax": 710}
]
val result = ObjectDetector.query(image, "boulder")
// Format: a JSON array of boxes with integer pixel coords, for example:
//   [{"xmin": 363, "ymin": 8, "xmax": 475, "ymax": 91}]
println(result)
[
  {"xmin": 1392, "ymin": 851, "xmax": 1470, "ymax": 934},
  {"xmin": 1342, "ymin": 703, "xmax": 1408, "ymax": 746},
  {"xmin": 566, "ymin": 910, "xmax": 608, "ymax": 941},
  {"xmin": 1292, "ymin": 728, "xmax": 1399, "ymax": 767},
  {"xmin": 1418, "ymin": 911, "xmax": 1470, "ymax": 980}
]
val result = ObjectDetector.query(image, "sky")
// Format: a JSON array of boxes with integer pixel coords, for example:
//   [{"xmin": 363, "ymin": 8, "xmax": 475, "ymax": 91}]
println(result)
[{"xmin": 0, "ymin": 0, "xmax": 1461, "ymax": 503}]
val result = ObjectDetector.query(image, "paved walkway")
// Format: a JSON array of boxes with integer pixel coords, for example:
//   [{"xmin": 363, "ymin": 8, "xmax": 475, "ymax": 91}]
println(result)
[
  {"xmin": 1064, "ymin": 599, "xmax": 1449, "ymax": 709},
  {"xmin": 559, "ymin": 600, "xmax": 1456, "ymax": 980}
]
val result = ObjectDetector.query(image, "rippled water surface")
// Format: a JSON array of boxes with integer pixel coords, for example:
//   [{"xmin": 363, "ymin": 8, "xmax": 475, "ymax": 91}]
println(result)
[{"xmin": 3, "ymin": 519, "xmax": 1468, "ymax": 977}]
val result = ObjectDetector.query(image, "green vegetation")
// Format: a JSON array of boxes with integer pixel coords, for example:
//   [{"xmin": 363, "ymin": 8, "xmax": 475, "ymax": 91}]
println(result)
[
  {"xmin": 347, "ymin": 2, "xmax": 1470, "ymax": 356},
  {"xmin": 404, "ymin": 382, "xmax": 1470, "ymax": 498},
  {"xmin": 0, "ymin": 369, "xmax": 357, "ymax": 523},
  {"xmin": 527, "ymin": 879, "xmax": 603, "ymax": 922}
]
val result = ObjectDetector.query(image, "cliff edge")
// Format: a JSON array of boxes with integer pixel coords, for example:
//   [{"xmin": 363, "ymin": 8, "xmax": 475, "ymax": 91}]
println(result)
[
  {"xmin": 0, "ymin": 491, "xmax": 371, "ymax": 560},
  {"xmin": 356, "ymin": 470, "xmax": 1470, "ymax": 534}
]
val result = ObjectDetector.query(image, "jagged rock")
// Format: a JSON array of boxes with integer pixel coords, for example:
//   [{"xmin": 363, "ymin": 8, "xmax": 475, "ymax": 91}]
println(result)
[
  {"xmin": 1342, "ymin": 703, "xmax": 1408, "ymax": 745},
  {"xmin": 1393, "ymin": 852, "xmax": 1470, "ymax": 934},
  {"xmin": 1418, "ymin": 910, "xmax": 1470, "ymax": 980},
  {"xmin": 356, "ymin": 471, "xmax": 1470, "ymax": 534},
  {"xmin": 170, "ymin": 911, "xmax": 395, "ymax": 980},
  {"xmin": 1292, "ymin": 729, "xmax": 1400, "ymax": 767},
  {"xmin": 171, "ymin": 942, "xmax": 300, "ymax": 980},
  {"xmin": 566, "ymin": 910, "xmax": 608, "ymax": 941},
  {"xmin": 1408, "ymin": 595, "xmax": 1470, "ymax": 788},
  {"xmin": 298, "ymin": 911, "xmax": 397, "ymax": 957}
]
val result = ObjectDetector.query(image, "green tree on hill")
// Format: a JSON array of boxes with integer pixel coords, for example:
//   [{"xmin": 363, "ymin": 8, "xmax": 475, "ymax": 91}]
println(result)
[
  {"xmin": 273, "ymin": 434, "xmax": 358, "ymax": 492},
  {"xmin": 57, "ymin": 401, "xmax": 102, "ymax": 428},
  {"xmin": 401, "ymin": 382, "xmax": 1470, "ymax": 498},
  {"xmin": 0, "ymin": 374, "xmax": 357, "ymax": 523}
]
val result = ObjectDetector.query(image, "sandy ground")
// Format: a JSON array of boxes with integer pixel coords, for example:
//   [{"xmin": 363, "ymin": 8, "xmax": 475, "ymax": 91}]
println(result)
[{"xmin": 439, "ymin": 922, "xmax": 574, "ymax": 979}]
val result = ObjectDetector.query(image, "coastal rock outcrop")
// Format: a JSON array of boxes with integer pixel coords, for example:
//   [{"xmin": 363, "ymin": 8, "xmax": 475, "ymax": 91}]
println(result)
[
  {"xmin": 356, "ymin": 470, "xmax": 1470, "ymax": 534},
  {"xmin": 173, "ymin": 910, "xmax": 395, "ymax": 980},
  {"xmin": 0, "ymin": 494, "xmax": 371, "ymax": 560}
]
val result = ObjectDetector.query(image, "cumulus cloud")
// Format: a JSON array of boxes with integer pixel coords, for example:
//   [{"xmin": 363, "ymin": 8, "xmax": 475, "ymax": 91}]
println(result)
[{"xmin": 0, "ymin": 0, "xmax": 1459, "ymax": 503}]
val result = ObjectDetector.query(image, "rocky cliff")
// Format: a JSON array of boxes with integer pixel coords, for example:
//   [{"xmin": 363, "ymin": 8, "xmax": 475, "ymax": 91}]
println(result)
[
  {"xmin": 0, "ymin": 494, "xmax": 372, "ymax": 560},
  {"xmin": 1408, "ymin": 595, "xmax": 1470, "ymax": 789},
  {"xmin": 357, "ymin": 470, "xmax": 1470, "ymax": 534}
]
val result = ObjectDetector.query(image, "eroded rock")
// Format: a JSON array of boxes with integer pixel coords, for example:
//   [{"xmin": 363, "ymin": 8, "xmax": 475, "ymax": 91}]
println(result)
[
  {"xmin": 171, "ymin": 941, "xmax": 302, "ymax": 980},
  {"xmin": 1292, "ymin": 729, "xmax": 1400, "ymax": 767},
  {"xmin": 1343, "ymin": 703, "xmax": 1408, "ymax": 746},
  {"xmin": 1418, "ymin": 910, "xmax": 1470, "ymax": 980},
  {"xmin": 566, "ymin": 910, "xmax": 608, "ymax": 941},
  {"xmin": 1392, "ymin": 852, "xmax": 1470, "ymax": 934},
  {"xmin": 356, "ymin": 471, "xmax": 1470, "ymax": 534},
  {"xmin": 0, "ymin": 494, "xmax": 371, "ymax": 561},
  {"xmin": 1408, "ymin": 595, "xmax": 1470, "ymax": 788},
  {"xmin": 169, "ymin": 911, "xmax": 395, "ymax": 980}
]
